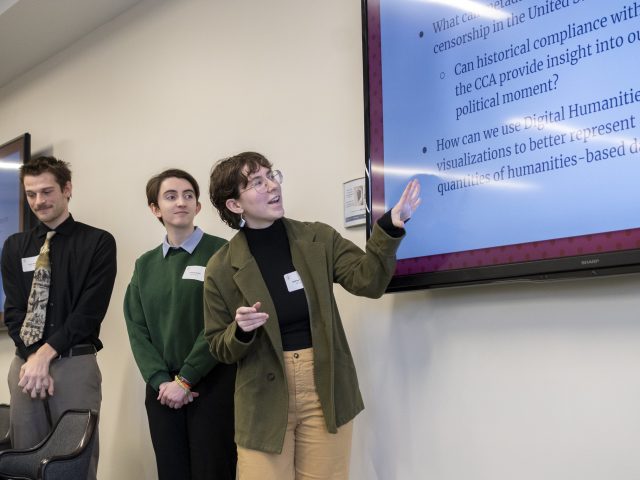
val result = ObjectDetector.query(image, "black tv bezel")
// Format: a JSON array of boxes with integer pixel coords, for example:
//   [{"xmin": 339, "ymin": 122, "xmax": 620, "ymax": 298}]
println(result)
[{"xmin": 360, "ymin": 0, "xmax": 640, "ymax": 291}]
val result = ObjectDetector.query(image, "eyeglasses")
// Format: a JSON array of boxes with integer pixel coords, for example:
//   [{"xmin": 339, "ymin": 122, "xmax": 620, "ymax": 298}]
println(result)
[{"xmin": 241, "ymin": 170, "xmax": 283, "ymax": 194}]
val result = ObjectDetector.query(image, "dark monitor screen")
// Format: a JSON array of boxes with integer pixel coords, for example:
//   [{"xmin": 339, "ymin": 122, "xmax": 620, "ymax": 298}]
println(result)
[{"xmin": 362, "ymin": 0, "xmax": 640, "ymax": 290}]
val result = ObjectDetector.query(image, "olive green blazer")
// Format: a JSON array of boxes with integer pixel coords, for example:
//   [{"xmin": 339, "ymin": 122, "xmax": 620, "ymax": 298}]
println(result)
[{"xmin": 203, "ymin": 218, "xmax": 403, "ymax": 453}]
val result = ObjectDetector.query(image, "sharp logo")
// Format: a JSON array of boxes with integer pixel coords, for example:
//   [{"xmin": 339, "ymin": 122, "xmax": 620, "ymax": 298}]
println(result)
[{"xmin": 581, "ymin": 258, "xmax": 600, "ymax": 265}]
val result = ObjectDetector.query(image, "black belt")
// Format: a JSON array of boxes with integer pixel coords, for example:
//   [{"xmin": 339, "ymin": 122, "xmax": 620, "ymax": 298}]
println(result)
[{"xmin": 57, "ymin": 344, "xmax": 97, "ymax": 359}]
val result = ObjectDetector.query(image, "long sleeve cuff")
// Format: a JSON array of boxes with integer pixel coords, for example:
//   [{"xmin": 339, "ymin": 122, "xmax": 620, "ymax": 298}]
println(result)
[
  {"xmin": 148, "ymin": 371, "xmax": 173, "ymax": 391},
  {"xmin": 235, "ymin": 327, "xmax": 255, "ymax": 343},
  {"xmin": 376, "ymin": 210, "xmax": 405, "ymax": 238}
]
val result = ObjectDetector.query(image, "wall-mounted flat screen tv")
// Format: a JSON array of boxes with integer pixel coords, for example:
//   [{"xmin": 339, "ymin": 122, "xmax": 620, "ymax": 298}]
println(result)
[
  {"xmin": 0, "ymin": 133, "xmax": 30, "ymax": 327},
  {"xmin": 363, "ymin": 0, "xmax": 640, "ymax": 291}
]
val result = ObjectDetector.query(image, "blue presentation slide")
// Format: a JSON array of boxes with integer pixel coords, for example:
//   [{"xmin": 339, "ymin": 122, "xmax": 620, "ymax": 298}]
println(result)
[
  {"xmin": 378, "ymin": 0, "xmax": 640, "ymax": 260},
  {"xmin": 0, "ymin": 151, "xmax": 22, "ymax": 315}
]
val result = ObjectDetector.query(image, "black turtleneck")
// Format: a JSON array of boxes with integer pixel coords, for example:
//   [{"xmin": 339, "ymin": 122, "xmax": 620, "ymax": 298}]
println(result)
[{"xmin": 243, "ymin": 219, "xmax": 312, "ymax": 351}]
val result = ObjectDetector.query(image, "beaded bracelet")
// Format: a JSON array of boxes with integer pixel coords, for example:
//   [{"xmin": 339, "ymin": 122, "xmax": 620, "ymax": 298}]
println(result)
[
  {"xmin": 174, "ymin": 375, "xmax": 191, "ymax": 395},
  {"xmin": 178, "ymin": 375, "xmax": 192, "ymax": 389}
]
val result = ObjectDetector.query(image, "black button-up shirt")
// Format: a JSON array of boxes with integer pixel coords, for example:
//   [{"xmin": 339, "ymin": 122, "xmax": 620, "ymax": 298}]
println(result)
[{"xmin": 1, "ymin": 214, "xmax": 117, "ymax": 359}]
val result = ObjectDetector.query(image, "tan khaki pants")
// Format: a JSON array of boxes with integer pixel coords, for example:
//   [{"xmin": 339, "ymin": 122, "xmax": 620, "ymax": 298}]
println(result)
[{"xmin": 238, "ymin": 348, "xmax": 353, "ymax": 480}]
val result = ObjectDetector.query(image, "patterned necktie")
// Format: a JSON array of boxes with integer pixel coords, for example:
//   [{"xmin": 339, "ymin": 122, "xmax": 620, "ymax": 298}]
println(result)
[{"xmin": 20, "ymin": 230, "xmax": 56, "ymax": 347}]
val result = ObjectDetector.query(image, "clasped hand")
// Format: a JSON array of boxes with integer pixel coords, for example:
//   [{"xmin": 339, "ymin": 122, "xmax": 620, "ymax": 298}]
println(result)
[
  {"xmin": 158, "ymin": 381, "xmax": 199, "ymax": 409},
  {"xmin": 18, "ymin": 345, "xmax": 57, "ymax": 399}
]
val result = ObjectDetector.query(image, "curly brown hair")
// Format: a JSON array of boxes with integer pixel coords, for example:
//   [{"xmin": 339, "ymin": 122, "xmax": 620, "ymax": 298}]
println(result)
[{"xmin": 208, "ymin": 152, "xmax": 272, "ymax": 229}]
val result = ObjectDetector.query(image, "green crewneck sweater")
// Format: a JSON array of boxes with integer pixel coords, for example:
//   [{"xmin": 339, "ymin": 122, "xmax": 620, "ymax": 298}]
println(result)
[{"xmin": 124, "ymin": 233, "xmax": 226, "ymax": 390}]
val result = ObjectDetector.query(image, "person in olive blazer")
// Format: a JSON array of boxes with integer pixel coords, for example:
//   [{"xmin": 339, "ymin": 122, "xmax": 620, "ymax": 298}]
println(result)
[{"xmin": 204, "ymin": 152, "xmax": 420, "ymax": 480}]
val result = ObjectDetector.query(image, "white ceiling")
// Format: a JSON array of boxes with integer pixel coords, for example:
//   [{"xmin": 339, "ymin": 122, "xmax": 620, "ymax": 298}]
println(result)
[{"xmin": 0, "ymin": 0, "xmax": 142, "ymax": 89}]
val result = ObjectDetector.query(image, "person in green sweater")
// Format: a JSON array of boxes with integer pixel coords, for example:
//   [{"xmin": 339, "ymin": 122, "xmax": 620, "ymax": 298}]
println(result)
[{"xmin": 123, "ymin": 169, "xmax": 236, "ymax": 480}]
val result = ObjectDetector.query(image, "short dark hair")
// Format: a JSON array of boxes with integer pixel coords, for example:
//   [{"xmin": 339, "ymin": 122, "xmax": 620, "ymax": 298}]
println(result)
[
  {"xmin": 146, "ymin": 169, "xmax": 200, "ymax": 225},
  {"xmin": 20, "ymin": 156, "xmax": 71, "ymax": 190},
  {"xmin": 209, "ymin": 152, "xmax": 272, "ymax": 229}
]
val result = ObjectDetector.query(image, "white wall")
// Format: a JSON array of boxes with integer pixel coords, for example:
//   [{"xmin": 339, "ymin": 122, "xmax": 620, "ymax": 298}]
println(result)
[{"xmin": 1, "ymin": 1, "xmax": 639, "ymax": 479}]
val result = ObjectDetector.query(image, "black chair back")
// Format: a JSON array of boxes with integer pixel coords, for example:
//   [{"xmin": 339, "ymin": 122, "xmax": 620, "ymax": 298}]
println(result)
[{"xmin": 0, "ymin": 409, "xmax": 97, "ymax": 480}]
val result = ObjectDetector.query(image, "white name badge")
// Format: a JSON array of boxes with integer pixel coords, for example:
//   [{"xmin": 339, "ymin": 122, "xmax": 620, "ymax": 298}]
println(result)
[
  {"xmin": 21, "ymin": 256, "xmax": 38, "ymax": 272},
  {"xmin": 182, "ymin": 265, "xmax": 205, "ymax": 282},
  {"xmin": 284, "ymin": 271, "xmax": 304, "ymax": 292}
]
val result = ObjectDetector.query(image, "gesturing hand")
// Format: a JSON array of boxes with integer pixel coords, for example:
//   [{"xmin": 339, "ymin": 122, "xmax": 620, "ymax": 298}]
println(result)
[
  {"xmin": 390, "ymin": 179, "xmax": 421, "ymax": 228},
  {"xmin": 235, "ymin": 301, "xmax": 269, "ymax": 332}
]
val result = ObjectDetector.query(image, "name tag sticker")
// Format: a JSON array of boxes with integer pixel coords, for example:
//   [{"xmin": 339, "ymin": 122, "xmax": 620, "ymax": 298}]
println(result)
[
  {"xmin": 284, "ymin": 271, "xmax": 304, "ymax": 292},
  {"xmin": 182, "ymin": 265, "xmax": 205, "ymax": 281},
  {"xmin": 21, "ymin": 256, "xmax": 38, "ymax": 272}
]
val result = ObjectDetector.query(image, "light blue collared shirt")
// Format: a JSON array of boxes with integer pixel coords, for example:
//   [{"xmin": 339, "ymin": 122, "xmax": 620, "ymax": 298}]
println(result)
[{"xmin": 162, "ymin": 226, "xmax": 204, "ymax": 257}]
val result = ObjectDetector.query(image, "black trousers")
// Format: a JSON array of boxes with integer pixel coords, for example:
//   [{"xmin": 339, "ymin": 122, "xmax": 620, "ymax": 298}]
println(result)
[{"xmin": 145, "ymin": 363, "xmax": 237, "ymax": 480}]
